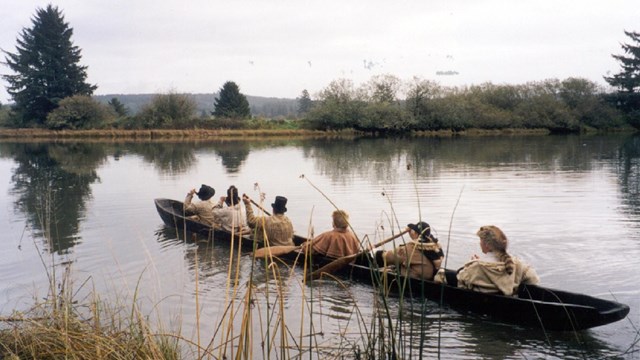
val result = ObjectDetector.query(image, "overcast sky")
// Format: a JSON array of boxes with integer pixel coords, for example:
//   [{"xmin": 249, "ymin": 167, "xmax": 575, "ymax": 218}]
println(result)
[{"xmin": 1, "ymin": 1, "xmax": 639, "ymax": 103}]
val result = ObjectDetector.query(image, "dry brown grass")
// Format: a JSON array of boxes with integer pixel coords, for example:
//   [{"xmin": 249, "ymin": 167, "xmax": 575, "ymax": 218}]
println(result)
[
  {"xmin": 0, "ymin": 287, "xmax": 183, "ymax": 360},
  {"xmin": 412, "ymin": 128, "xmax": 550, "ymax": 136},
  {"xmin": 0, "ymin": 127, "xmax": 554, "ymax": 141},
  {"xmin": 0, "ymin": 128, "xmax": 358, "ymax": 141}
]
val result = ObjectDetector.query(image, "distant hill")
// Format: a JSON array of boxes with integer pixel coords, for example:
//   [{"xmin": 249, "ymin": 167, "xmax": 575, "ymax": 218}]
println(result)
[{"xmin": 94, "ymin": 93, "xmax": 300, "ymax": 118}]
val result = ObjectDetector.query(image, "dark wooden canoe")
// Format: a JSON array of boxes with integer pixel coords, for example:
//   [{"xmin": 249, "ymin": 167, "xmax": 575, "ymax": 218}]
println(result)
[
  {"xmin": 154, "ymin": 198, "xmax": 308, "ymax": 247},
  {"xmin": 332, "ymin": 260, "xmax": 630, "ymax": 331},
  {"xmin": 154, "ymin": 198, "xmax": 630, "ymax": 331}
]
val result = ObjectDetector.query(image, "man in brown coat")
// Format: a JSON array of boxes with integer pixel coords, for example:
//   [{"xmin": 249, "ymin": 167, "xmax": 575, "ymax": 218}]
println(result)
[
  {"xmin": 184, "ymin": 184, "xmax": 218, "ymax": 226},
  {"xmin": 243, "ymin": 195, "xmax": 294, "ymax": 246},
  {"xmin": 307, "ymin": 210, "xmax": 361, "ymax": 258}
]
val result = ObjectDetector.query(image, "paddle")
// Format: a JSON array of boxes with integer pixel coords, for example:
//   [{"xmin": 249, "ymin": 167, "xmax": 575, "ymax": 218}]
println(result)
[
  {"xmin": 242, "ymin": 194, "xmax": 272, "ymax": 216},
  {"xmin": 310, "ymin": 229, "xmax": 409, "ymax": 279},
  {"xmin": 253, "ymin": 243, "xmax": 305, "ymax": 258}
]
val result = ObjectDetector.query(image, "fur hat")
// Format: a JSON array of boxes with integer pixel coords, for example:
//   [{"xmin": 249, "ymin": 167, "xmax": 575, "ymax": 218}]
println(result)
[
  {"xmin": 332, "ymin": 210, "xmax": 349, "ymax": 229},
  {"xmin": 271, "ymin": 196, "xmax": 288, "ymax": 213},
  {"xmin": 225, "ymin": 185, "xmax": 240, "ymax": 206},
  {"xmin": 408, "ymin": 221, "xmax": 437, "ymax": 242},
  {"xmin": 196, "ymin": 184, "xmax": 215, "ymax": 200},
  {"xmin": 477, "ymin": 225, "xmax": 508, "ymax": 251}
]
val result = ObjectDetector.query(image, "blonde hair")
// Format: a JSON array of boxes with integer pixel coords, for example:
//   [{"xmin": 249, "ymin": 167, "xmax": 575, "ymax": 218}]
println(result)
[
  {"xmin": 477, "ymin": 225, "xmax": 515, "ymax": 274},
  {"xmin": 332, "ymin": 210, "xmax": 349, "ymax": 229}
]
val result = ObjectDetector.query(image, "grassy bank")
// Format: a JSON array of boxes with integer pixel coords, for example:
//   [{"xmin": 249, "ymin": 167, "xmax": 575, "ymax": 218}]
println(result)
[
  {"xmin": 0, "ymin": 128, "xmax": 341, "ymax": 140},
  {"xmin": 0, "ymin": 127, "xmax": 558, "ymax": 141}
]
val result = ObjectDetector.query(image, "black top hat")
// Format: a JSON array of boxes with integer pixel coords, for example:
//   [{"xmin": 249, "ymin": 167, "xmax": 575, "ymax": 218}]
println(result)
[
  {"xmin": 225, "ymin": 185, "xmax": 240, "ymax": 206},
  {"xmin": 196, "ymin": 184, "xmax": 215, "ymax": 200},
  {"xmin": 271, "ymin": 196, "xmax": 288, "ymax": 213},
  {"xmin": 407, "ymin": 221, "xmax": 437, "ymax": 242}
]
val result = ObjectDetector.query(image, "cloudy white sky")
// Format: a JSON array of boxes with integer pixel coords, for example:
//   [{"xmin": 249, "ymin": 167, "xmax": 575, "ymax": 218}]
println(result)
[{"xmin": 1, "ymin": 0, "xmax": 639, "ymax": 103}]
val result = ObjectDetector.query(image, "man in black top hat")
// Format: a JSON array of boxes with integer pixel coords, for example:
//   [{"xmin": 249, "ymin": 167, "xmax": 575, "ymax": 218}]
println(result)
[
  {"xmin": 243, "ymin": 194, "xmax": 294, "ymax": 246},
  {"xmin": 185, "ymin": 184, "xmax": 219, "ymax": 226}
]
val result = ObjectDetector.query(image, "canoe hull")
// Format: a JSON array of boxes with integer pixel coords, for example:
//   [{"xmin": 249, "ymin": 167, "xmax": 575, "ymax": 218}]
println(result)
[{"xmin": 338, "ymin": 262, "xmax": 629, "ymax": 331}]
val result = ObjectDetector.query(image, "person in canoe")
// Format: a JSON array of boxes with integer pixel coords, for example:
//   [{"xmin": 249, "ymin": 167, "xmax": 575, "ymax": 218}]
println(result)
[
  {"xmin": 374, "ymin": 221, "xmax": 444, "ymax": 280},
  {"xmin": 184, "ymin": 184, "xmax": 219, "ymax": 226},
  {"xmin": 214, "ymin": 185, "xmax": 249, "ymax": 233},
  {"xmin": 242, "ymin": 194, "xmax": 294, "ymax": 246},
  {"xmin": 304, "ymin": 210, "xmax": 361, "ymax": 258},
  {"xmin": 456, "ymin": 225, "xmax": 539, "ymax": 296}
]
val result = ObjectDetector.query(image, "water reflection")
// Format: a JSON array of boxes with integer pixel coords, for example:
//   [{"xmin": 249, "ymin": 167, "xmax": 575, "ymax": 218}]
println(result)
[
  {"xmin": 616, "ymin": 135, "xmax": 640, "ymax": 219},
  {"xmin": 301, "ymin": 135, "xmax": 637, "ymax": 184},
  {"xmin": 392, "ymin": 298, "xmax": 625, "ymax": 359},
  {"xmin": 212, "ymin": 141, "xmax": 250, "ymax": 173},
  {"xmin": 127, "ymin": 142, "xmax": 197, "ymax": 174},
  {"xmin": 155, "ymin": 226, "xmax": 246, "ymax": 287},
  {"xmin": 1, "ymin": 134, "xmax": 638, "ymax": 258},
  {"xmin": 0, "ymin": 142, "xmax": 105, "ymax": 253}
]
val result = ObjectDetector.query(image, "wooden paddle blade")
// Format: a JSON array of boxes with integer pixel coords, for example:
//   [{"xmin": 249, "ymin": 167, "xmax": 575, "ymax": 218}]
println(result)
[
  {"xmin": 309, "ymin": 229, "xmax": 409, "ymax": 279},
  {"xmin": 254, "ymin": 245, "xmax": 300, "ymax": 258},
  {"xmin": 310, "ymin": 253, "xmax": 358, "ymax": 278}
]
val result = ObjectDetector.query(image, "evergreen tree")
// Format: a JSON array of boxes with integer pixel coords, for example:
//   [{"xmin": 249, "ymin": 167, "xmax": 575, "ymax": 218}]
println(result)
[
  {"xmin": 297, "ymin": 89, "xmax": 313, "ymax": 115},
  {"xmin": 108, "ymin": 97, "xmax": 129, "ymax": 117},
  {"xmin": 212, "ymin": 81, "xmax": 250, "ymax": 119},
  {"xmin": 605, "ymin": 30, "xmax": 640, "ymax": 119},
  {"xmin": 2, "ymin": 5, "xmax": 96, "ymax": 127}
]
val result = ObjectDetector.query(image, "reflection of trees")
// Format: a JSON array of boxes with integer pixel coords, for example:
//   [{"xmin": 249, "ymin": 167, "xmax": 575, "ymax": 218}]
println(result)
[
  {"xmin": 212, "ymin": 141, "xmax": 250, "ymax": 173},
  {"xmin": 302, "ymin": 135, "xmax": 634, "ymax": 184},
  {"xmin": 617, "ymin": 135, "xmax": 640, "ymax": 218},
  {"xmin": 127, "ymin": 142, "xmax": 197, "ymax": 175},
  {"xmin": 126, "ymin": 139, "xmax": 305, "ymax": 175},
  {"xmin": 5, "ymin": 142, "xmax": 106, "ymax": 254}
]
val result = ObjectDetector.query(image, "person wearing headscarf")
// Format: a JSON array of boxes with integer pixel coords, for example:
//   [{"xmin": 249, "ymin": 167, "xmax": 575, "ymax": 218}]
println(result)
[
  {"xmin": 184, "ymin": 184, "xmax": 218, "ymax": 226},
  {"xmin": 214, "ymin": 185, "xmax": 249, "ymax": 233},
  {"xmin": 242, "ymin": 194, "xmax": 294, "ymax": 246},
  {"xmin": 374, "ymin": 221, "xmax": 444, "ymax": 280},
  {"xmin": 305, "ymin": 210, "xmax": 361, "ymax": 258},
  {"xmin": 456, "ymin": 225, "xmax": 539, "ymax": 296}
]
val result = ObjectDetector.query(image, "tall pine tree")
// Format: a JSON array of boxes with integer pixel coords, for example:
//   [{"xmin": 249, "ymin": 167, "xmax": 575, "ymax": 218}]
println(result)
[
  {"xmin": 605, "ymin": 30, "xmax": 640, "ymax": 122},
  {"xmin": 212, "ymin": 81, "xmax": 250, "ymax": 119},
  {"xmin": 2, "ymin": 5, "xmax": 96, "ymax": 126},
  {"xmin": 297, "ymin": 89, "xmax": 313, "ymax": 115}
]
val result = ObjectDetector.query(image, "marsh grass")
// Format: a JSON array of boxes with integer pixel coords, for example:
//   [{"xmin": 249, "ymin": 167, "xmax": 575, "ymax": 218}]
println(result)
[{"xmin": 0, "ymin": 128, "xmax": 357, "ymax": 140}]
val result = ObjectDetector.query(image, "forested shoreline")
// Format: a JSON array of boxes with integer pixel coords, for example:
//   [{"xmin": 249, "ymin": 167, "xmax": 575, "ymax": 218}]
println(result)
[{"xmin": 1, "ymin": 6, "xmax": 639, "ymax": 135}]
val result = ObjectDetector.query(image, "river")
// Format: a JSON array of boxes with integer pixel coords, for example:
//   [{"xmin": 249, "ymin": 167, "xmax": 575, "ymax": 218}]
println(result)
[{"xmin": 0, "ymin": 134, "xmax": 638, "ymax": 359}]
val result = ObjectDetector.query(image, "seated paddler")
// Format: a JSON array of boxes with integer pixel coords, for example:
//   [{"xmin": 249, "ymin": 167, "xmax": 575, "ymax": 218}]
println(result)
[
  {"xmin": 374, "ymin": 221, "xmax": 444, "ymax": 281},
  {"xmin": 214, "ymin": 185, "xmax": 250, "ymax": 233},
  {"xmin": 304, "ymin": 209, "xmax": 361, "ymax": 258},
  {"xmin": 243, "ymin": 194, "xmax": 294, "ymax": 247},
  {"xmin": 184, "ymin": 184, "xmax": 219, "ymax": 227},
  {"xmin": 456, "ymin": 225, "xmax": 539, "ymax": 296}
]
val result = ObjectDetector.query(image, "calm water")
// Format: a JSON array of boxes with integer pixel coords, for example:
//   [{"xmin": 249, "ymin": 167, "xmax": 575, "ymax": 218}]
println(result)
[{"xmin": 0, "ymin": 135, "xmax": 639, "ymax": 359}]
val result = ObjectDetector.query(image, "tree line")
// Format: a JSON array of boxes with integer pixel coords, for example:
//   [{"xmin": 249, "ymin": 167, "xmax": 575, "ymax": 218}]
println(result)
[
  {"xmin": 303, "ymin": 76, "xmax": 626, "ymax": 133},
  {"xmin": 2, "ymin": 5, "xmax": 640, "ymax": 133}
]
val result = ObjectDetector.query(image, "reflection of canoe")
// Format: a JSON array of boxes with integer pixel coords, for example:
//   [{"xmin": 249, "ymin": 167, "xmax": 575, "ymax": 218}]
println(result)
[{"xmin": 154, "ymin": 198, "xmax": 630, "ymax": 331}]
